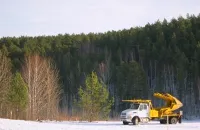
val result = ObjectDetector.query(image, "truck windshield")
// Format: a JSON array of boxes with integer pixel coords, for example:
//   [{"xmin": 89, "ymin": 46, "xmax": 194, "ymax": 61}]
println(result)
[{"xmin": 130, "ymin": 103, "xmax": 140, "ymax": 109}]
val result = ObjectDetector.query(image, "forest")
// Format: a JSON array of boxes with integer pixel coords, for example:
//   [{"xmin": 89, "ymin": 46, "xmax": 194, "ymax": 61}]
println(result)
[{"xmin": 0, "ymin": 14, "xmax": 200, "ymax": 120}]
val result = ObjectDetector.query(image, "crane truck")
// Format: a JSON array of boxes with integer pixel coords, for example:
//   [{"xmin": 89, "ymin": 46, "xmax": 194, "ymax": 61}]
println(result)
[{"xmin": 120, "ymin": 92, "xmax": 183, "ymax": 125}]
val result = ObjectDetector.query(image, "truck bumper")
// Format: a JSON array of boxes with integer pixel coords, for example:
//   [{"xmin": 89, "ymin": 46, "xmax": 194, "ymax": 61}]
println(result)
[{"xmin": 120, "ymin": 117, "xmax": 132, "ymax": 122}]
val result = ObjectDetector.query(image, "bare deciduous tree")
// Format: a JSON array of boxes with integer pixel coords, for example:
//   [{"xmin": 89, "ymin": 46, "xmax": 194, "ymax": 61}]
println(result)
[
  {"xmin": 22, "ymin": 54, "xmax": 62, "ymax": 120},
  {"xmin": 0, "ymin": 50, "xmax": 12, "ymax": 118}
]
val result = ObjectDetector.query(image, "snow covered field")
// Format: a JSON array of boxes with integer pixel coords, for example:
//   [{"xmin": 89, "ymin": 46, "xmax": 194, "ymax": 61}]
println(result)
[{"xmin": 0, "ymin": 118, "xmax": 200, "ymax": 130}]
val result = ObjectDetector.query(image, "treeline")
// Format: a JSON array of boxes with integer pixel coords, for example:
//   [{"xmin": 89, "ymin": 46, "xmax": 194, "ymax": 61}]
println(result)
[{"xmin": 1, "ymin": 14, "xmax": 200, "ymax": 119}]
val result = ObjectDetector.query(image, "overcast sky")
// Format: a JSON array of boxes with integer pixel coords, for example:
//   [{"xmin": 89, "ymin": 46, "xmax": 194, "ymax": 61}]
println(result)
[{"xmin": 0, "ymin": 0, "xmax": 200, "ymax": 37}]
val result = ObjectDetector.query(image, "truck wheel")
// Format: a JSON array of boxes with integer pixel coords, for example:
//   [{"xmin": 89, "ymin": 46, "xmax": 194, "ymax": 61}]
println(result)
[
  {"xmin": 123, "ymin": 121, "xmax": 129, "ymax": 125},
  {"xmin": 170, "ymin": 117, "xmax": 178, "ymax": 124},
  {"xmin": 178, "ymin": 116, "xmax": 182, "ymax": 123},
  {"xmin": 160, "ymin": 119, "xmax": 167, "ymax": 124},
  {"xmin": 132, "ymin": 117, "xmax": 139, "ymax": 125}
]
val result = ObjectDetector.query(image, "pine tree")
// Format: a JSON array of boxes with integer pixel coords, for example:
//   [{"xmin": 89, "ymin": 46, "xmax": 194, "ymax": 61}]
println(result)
[
  {"xmin": 8, "ymin": 72, "xmax": 28, "ymax": 119},
  {"xmin": 77, "ymin": 71, "xmax": 113, "ymax": 122}
]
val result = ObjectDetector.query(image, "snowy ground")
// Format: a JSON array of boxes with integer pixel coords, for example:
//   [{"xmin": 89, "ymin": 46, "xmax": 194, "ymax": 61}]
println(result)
[{"xmin": 0, "ymin": 118, "xmax": 200, "ymax": 130}]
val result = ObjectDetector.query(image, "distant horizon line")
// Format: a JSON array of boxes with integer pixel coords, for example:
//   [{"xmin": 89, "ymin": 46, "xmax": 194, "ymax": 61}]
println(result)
[{"xmin": 1, "ymin": 13, "xmax": 199, "ymax": 39}]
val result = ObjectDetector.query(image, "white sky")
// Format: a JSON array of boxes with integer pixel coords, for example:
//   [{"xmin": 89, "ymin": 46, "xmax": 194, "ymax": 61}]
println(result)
[{"xmin": 0, "ymin": 0, "xmax": 200, "ymax": 37}]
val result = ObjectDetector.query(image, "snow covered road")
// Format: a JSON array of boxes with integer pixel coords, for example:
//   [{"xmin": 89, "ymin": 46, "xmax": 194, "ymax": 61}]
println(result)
[{"xmin": 0, "ymin": 118, "xmax": 200, "ymax": 130}]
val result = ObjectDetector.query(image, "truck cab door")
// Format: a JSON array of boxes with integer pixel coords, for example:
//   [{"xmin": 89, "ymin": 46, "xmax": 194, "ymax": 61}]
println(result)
[{"xmin": 138, "ymin": 104, "xmax": 149, "ymax": 118}]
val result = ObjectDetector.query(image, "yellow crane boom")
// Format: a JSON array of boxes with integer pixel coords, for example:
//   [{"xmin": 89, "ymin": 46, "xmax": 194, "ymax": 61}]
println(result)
[
  {"xmin": 122, "ymin": 99, "xmax": 153, "ymax": 109},
  {"xmin": 153, "ymin": 93, "xmax": 183, "ymax": 116}
]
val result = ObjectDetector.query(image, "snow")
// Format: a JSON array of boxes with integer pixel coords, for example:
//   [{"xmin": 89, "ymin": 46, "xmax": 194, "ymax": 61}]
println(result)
[{"xmin": 0, "ymin": 118, "xmax": 200, "ymax": 130}]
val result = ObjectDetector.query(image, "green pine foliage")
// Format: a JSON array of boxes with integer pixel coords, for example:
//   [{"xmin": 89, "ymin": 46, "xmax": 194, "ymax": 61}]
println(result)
[
  {"xmin": 116, "ymin": 61, "xmax": 148, "ymax": 99},
  {"xmin": 8, "ymin": 72, "xmax": 28, "ymax": 110},
  {"xmin": 77, "ymin": 71, "xmax": 113, "ymax": 121}
]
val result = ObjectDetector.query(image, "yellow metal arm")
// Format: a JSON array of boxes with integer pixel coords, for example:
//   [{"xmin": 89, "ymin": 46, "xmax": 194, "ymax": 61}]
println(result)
[
  {"xmin": 122, "ymin": 99, "xmax": 153, "ymax": 109},
  {"xmin": 122, "ymin": 99, "xmax": 151, "ymax": 103},
  {"xmin": 153, "ymin": 93, "xmax": 183, "ymax": 114}
]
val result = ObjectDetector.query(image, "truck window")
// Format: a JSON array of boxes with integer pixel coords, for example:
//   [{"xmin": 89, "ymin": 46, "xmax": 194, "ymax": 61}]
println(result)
[
  {"xmin": 130, "ymin": 103, "xmax": 140, "ymax": 109},
  {"xmin": 144, "ymin": 105, "xmax": 147, "ymax": 110},
  {"xmin": 139, "ymin": 104, "xmax": 144, "ymax": 110}
]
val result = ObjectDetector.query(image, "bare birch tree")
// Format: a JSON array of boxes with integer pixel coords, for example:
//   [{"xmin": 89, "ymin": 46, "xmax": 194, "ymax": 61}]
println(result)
[
  {"xmin": 0, "ymin": 50, "xmax": 12, "ymax": 118},
  {"xmin": 22, "ymin": 54, "xmax": 62, "ymax": 120}
]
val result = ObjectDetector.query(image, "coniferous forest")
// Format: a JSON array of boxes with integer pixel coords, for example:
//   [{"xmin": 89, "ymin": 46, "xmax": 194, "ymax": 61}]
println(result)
[{"xmin": 1, "ymin": 14, "xmax": 200, "ymax": 120}]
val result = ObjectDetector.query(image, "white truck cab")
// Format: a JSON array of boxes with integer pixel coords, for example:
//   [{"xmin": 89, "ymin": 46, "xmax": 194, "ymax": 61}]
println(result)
[{"xmin": 120, "ymin": 103, "xmax": 150, "ymax": 125}]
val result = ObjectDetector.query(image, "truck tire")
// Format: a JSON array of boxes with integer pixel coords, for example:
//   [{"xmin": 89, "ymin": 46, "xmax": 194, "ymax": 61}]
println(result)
[
  {"xmin": 160, "ymin": 119, "xmax": 167, "ymax": 124},
  {"xmin": 170, "ymin": 117, "xmax": 178, "ymax": 124},
  {"xmin": 132, "ymin": 117, "xmax": 139, "ymax": 125},
  {"xmin": 178, "ymin": 116, "xmax": 182, "ymax": 123},
  {"xmin": 123, "ymin": 121, "xmax": 129, "ymax": 125}
]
